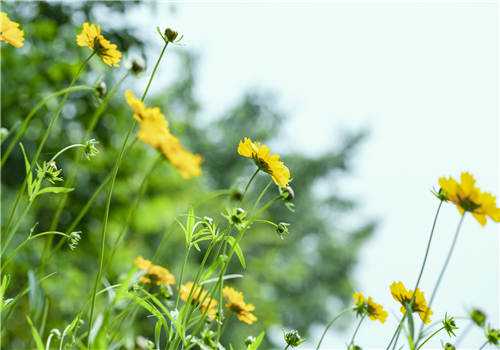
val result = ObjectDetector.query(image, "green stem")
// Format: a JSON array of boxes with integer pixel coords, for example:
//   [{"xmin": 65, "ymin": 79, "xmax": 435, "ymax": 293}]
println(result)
[
  {"xmin": 1, "ymin": 202, "xmax": 33, "ymax": 255},
  {"xmin": 252, "ymin": 180, "xmax": 273, "ymax": 211},
  {"xmin": 478, "ymin": 341, "xmax": 488, "ymax": 350},
  {"xmin": 349, "ymin": 314, "xmax": 366, "ymax": 345},
  {"xmin": 454, "ymin": 321, "xmax": 472, "ymax": 346},
  {"xmin": 387, "ymin": 200, "xmax": 443, "ymax": 349},
  {"xmin": 1, "ymin": 85, "xmax": 94, "ymax": 167},
  {"xmin": 416, "ymin": 213, "xmax": 466, "ymax": 344},
  {"xmin": 242, "ymin": 167, "xmax": 260, "ymax": 200},
  {"xmin": 86, "ymin": 40, "xmax": 169, "ymax": 347},
  {"xmin": 416, "ymin": 326, "xmax": 444, "ymax": 350},
  {"xmin": 315, "ymin": 308, "xmax": 352, "ymax": 350},
  {"xmin": 48, "ymin": 144, "xmax": 86, "ymax": 163}
]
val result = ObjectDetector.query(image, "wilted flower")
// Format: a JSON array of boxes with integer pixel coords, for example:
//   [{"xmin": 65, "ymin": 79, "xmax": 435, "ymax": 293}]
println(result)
[
  {"xmin": 83, "ymin": 139, "xmax": 99, "ymax": 160},
  {"xmin": 0, "ymin": 12, "xmax": 24, "ymax": 48},
  {"xmin": 223, "ymin": 286, "xmax": 257, "ymax": 325},
  {"xmin": 125, "ymin": 90, "xmax": 202, "ymax": 178},
  {"xmin": 352, "ymin": 291, "xmax": 388, "ymax": 323},
  {"xmin": 76, "ymin": 22, "xmax": 122, "ymax": 67},
  {"xmin": 438, "ymin": 172, "xmax": 500, "ymax": 226},
  {"xmin": 390, "ymin": 281, "xmax": 432, "ymax": 324},
  {"xmin": 180, "ymin": 282, "xmax": 218, "ymax": 320},
  {"xmin": 134, "ymin": 256, "xmax": 175, "ymax": 286},
  {"xmin": 238, "ymin": 137, "xmax": 291, "ymax": 188},
  {"xmin": 470, "ymin": 308, "xmax": 486, "ymax": 327},
  {"xmin": 283, "ymin": 329, "xmax": 305, "ymax": 348},
  {"xmin": 443, "ymin": 313, "xmax": 458, "ymax": 337}
]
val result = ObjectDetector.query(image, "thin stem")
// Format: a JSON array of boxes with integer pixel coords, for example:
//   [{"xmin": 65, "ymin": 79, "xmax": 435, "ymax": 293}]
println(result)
[
  {"xmin": 284, "ymin": 345, "xmax": 290, "ymax": 350},
  {"xmin": 479, "ymin": 341, "xmax": 489, "ymax": 350},
  {"xmin": 416, "ymin": 213, "xmax": 466, "ymax": 344},
  {"xmin": 86, "ymin": 41, "xmax": 169, "ymax": 347},
  {"xmin": 349, "ymin": 315, "xmax": 366, "ymax": 345},
  {"xmin": 242, "ymin": 167, "xmax": 260, "ymax": 200},
  {"xmin": 416, "ymin": 326, "xmax": 444, "ymax": 350},
  {"xmin": 387, "ymin": 200, "xmax": 443, "ymax": 349},
  {"xmin": 175, "ymin": 246, "xmax": 191, "ymax": 309},
  {"xmin": 252, "ymin": 180, "xmax": 273, "ymax": 211},
  {"xmin": 48, "ymin": 144, "xmax": 86, "ymax": 163},
  {"xmin": 454, "ymin": 321, "xmax": 472, "ymax": 346},
  {"xmin": 1, "ymin": 202, "xmax": 33, "ymax": 255},
  {"xmin": 315, "ymin": 308, "xmax": 352, "ymax": 350},
  {"xmin": 1, "ymin": 85, "xmax": 93, "ymax": 167}
]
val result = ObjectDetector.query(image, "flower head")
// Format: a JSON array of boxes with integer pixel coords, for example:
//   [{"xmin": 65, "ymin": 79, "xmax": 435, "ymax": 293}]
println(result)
[
  {"xmin": 390, "ymin": 281, "xmax": 432, "ymax": 324},
  {"xmin": 283, "ymin": 329, "xmax": 305, "ymax": 348},
  {"xmin": 134, "ymin": 256, "xmax": 175, "ymax": 286},
  {"xmin": 438, "ymin": 172, "xmax": 500, "ymax": 226},
  {"xmin": 238, "ymin": 137, "xmax": 291, "ymax": 188},
  {"xmin": 443, "ymin": 313, "xmax": 458, "ymax": 337},
  {"xmin": 352, "ymin": 291, "xmax": 388, "ymax": 323},
  {"xmin": 125, "ymin": 90, "xmax": 202, "ymax": 179},
  {"xmin": 223, "ymin": 286, "xmax": 257, "ymax": 325},
  {"xmin": 470, "ymin": 308, "xmax": 487, "ymax": 327},
  {"xmin": 180, "ymin": 282, "xmax": 218, "ymax": 320},
  {"xmin": 76, "ymin": 22, "xmax": 121, "ymax": 67},
  {"xmin": 0, "ymin": 12, "xmax": 24, "ymax": 48}
]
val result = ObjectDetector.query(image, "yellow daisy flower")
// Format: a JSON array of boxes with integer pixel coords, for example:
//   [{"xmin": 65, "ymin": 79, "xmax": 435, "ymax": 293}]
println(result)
[
  {"xmin": 180, "ymin": 282, "xmax": 218, "ymax": 320},
  {"xmin": 76, "ymin": 22, "xmax": 121, "ymax": 67},
  {"xmin": 134, "ymin": 256, "xmax": 175, "ymax": 286},
  {"xmin": 352, "ymin": 291, "xmax": 388, "ymax": 323},
  {"xmin": 390, "ymin": 281, "xmax": 432, "ymax": 324},
  {"xmin": 125, "ymin": 90, "xmax": 202, "ymax": 179},
  {"xmin": 438, "ymin": 172, "xmax": 500, "ymax": 226},
  {"xmin": 223, "ymin": 286, "xmax": 257, "ymax": 325},
  {"xmin": 0, "ymin": 12, "xmax": 24, "ymax": 48},
  {"xmin": 237, "ymin": 137, "xmax": 291, "ymax": 188}
]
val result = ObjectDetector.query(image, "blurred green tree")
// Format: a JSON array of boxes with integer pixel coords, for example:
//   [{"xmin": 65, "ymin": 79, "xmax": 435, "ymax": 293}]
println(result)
[{"xmin": 1, "ymin": 2, "xmax": 375, "ymax": 348}]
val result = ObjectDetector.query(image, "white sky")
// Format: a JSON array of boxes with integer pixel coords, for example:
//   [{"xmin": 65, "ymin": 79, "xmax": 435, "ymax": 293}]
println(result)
[{"xmin": 133, "ymin": 2, "xmax": 498, "ymax": 348}]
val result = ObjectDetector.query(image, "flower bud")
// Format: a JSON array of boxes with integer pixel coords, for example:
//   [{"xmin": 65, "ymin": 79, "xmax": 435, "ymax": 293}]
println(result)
[
  {"xmin": 95, "ymin": 81, "xmax": 107, "ymax": 98},
  {"xmin": 68, "ymin": 231, "xmax": 81, "ymax": 250},
  {"xmin": 283, "ymin": 329, "xmax": 304, "ymax": 348},
  {"xmin": 244, "ymin": 336, "xmax": 255, "ymax": 346},
  {"xmin": 130, "ymin": 57, "xmax": 146, "ymax": 75},
  {"xmin": 470, "ymin": 308, "xmax": 486, "ymax": 327},
  {"xmin": 276, "ymin": 222, "xmax": 290, "ymax": 239},
  {"xmin": 348, "ymin": 345, "xmax": 362, "ymax": 350},
  {"xmin": 230, "ymin": 189, "xmax": 243, "ymax": 202},
  {"xmin": 443, "ymin": 313, "xmax": 458, "ymax": 337},
  {"xmin": 443, "ymin": 343, "xmax": 455, "ymax": 350},
  {"xmin": 164, "ymin": 28, "xmax": 179, "ymax": 43},
  {"xmin": 485, "ymin": 325, "xmax": 499, "ymax": 345},
  {"xmin": 84, "ymin": 139, "xmax": 99, "ymax": 160}
]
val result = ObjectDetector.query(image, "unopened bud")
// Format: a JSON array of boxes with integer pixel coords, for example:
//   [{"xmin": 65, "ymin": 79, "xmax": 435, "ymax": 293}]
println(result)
[{"xmin": 164, "ymin": 28, "xmax": 179, "ymax": 43}]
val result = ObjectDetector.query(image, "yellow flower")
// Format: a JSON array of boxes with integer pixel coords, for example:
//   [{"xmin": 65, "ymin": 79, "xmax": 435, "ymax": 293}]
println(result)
[
  {"xmin": 134, "ymin": 256, "xmax": 175, "ymax": 286},
  {"xmin": 223, "ymin": 286, "xmax": 257, "ymax": 325},
  {"xmin": 76, "ymin": 22, "xmax": 121, "ymax": 67},
  {"xmin": 0, "ymin": 12, "xmax": 24, "ymax": 48},
  {"xmin": 180, "ymin": 282, "xmax": 218, "ymax": 320},
  {"xmin": 237, "ymin": 137, "xmax": 291, "ymax": 188},
  {"xmin": 352, "ymin": 291, "xmax": 388, "ymax": 323},
  {"xmin": 438, "ymin": 172, "xmax": 500, "ymax": 226},
  {"xmin": 125, "ymin": 90, "xmax": 202, "ymax": 179},
  {"xmin": 390, "ymin": 281, "xmax": 432, "ymax": 324}
]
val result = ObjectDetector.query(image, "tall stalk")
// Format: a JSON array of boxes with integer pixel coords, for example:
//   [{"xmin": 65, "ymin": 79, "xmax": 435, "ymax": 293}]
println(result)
[
  {"xmin": 315, "ymin": 308, "xmax": 351, "ymax": 349},
  {"xmin": 86, "ymin": 40, "xmax": 169, "ymax": 347}
]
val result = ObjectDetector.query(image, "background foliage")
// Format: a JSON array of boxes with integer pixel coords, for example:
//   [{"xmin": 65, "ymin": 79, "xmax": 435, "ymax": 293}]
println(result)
[{"xmin": 1, "ymin": 1, "xmax": 375, "ymax": 348}]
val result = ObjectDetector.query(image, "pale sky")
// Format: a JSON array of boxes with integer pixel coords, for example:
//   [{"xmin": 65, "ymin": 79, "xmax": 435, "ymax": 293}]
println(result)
[{"xmin": 130, "ymin": 2, "xmax": 498, "ymax": 348}]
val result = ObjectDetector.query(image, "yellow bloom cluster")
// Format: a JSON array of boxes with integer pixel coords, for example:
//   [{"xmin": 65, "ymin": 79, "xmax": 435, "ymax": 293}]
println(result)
[
  {"xmin": 439, "ymin": 172, "xmax": 500, "ymax": 226},
  {"xmin": 223, "ymin": 286, "xmax": 257, "ymax": 325},
  {"xmin": 76, "ymin": 22, "xmax": 121, "ymax": 67},
  {"xmin": 352, "ymin": 291, "xmax": 388, "ymax": 323},
  {"xmin": 180, "ymin": 282, "xmax": 218, "ymax": 320},
  {"xmin": 125, "ymin": 90, "xmax": 202, "ymax": 179},
  {"xmin": 390, "ymin": 281, "xmax": 432, "ymax": 324},
  {"xmin": 237, "ymin": 137, "xmax": 291, "ymax": 188},
  {"xmin": 0, "ymin": 12, "xmax": 24, "ymax": 48},
  {"xmin": 134, "ymin": 256, "xmax": 175, "ymax": 286}
]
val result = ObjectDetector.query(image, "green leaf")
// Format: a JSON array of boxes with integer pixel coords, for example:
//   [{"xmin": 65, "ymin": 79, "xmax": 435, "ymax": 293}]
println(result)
[
  {"xmin": 226, "ymin": 236, "xmax": 246, "ymax": 269},
  {"xmin": 247, "ymin": 331, "xmax": 266, "ymax": 350},
  {"xmin": 26, "ymin": 316, "xmax": 44, "ymax": 350},
  {"xmin": 36, "ymin": 186, "xmax": 74, "ymax": 196}
]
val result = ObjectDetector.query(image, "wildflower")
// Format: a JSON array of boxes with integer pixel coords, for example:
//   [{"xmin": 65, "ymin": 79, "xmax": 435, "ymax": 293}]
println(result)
[
  {"xmin": 442, "ymin": 313, "xmax": 458, "ymax": 337},
  {"xmin": 0, "ymin": 12, "xmax": 24, "ymax": 48},
  {"xmin": 438, "ymin": 172, "xmax": 500, "ymax": 226},
  {"xmin": 134, "ymin": 256, "xmax": 175, "ymax": 286},
  {"xmin": 223, "ymin": 286, "xmax": 257, "ymax": 325},
  {"xmin": 390, "ymin": 281, "xmax": 432, "ymax": 324},
  {"xmin": 125, "ymin": 90, "xmax": 202, "ymax": 178},
  {"xmin": 237, "ymin": 137, "xmax": 291, "ymax": 188},
  {"xmin": 76, "ymin": 22, "xmax": 121, "ymax": 67},
  {"xmin": 83, "ymin": 139, "xmax": 99, "ymax": 160},
  {"xmin": 283, "ymin": 329, "xmax": 305, "ymax": 348},
  {"xmin": 485, "ymin": 325, "xmax": 499, "ymax": 345},
  {"xmin": 352, "ymin": 291, "xmax": 388, "ymax": 323},
  {"xmin": 180, "ymin": 282, "xmax": 218, "ymax": 320},
  {"xmin": 470, "ymin": 308, "xmax": 486, "ymax": 327}
]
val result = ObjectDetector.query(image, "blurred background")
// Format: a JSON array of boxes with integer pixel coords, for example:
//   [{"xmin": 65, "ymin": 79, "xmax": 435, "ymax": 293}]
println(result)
[{"xmin": 1, "ymin": 1, "xmax": 497, "ymax": 349}]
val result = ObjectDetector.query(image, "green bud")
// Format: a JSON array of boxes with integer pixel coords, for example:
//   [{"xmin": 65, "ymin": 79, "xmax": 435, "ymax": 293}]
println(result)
[
  {"xmin": 485, "ymin": 324, "xmax": 499, "ymax": 345},
  {"xmin": 83, "ymin": 139, "xmax": 99, "ymax": 160},
  {"xmin": 348, "ymin": 345, "xmax": 362, "ymax": 350},
  {"xmin": 470, "ymin": 308, "xmax": 486, "ymax": 327},
  {"xmin": 443, "ymin": 313, "xmax": 458, "ymax": 337},
  {"xmin": 164, "ymin": 28, "xmax": 179, "ymax": 43},
  {"xmin": 68, "ymin": 231, "xmax": 81, "ymax": 250},
  {"xmin": 283, "ymin": 329, "xmax": 304, "ymax": 348},
  {"xmin": 276, "ymin": 222, "xmax": 290, "ymax": 239},
  {"xmin": 443, "ymin": 343, "xmax": 455, "ymax": 350}
]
